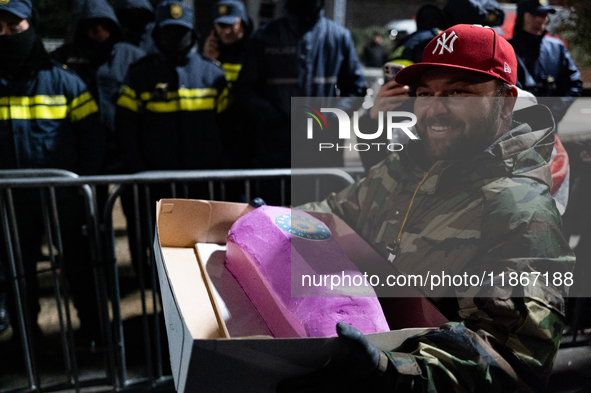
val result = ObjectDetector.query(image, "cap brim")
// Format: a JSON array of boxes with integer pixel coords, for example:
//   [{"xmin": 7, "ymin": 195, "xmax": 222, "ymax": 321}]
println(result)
[
  {"xmin": 0, "ymin": 7, "xmax": 30, "ymax": 19},
  {"xmin": 214, "ymin": 15, "xmax": 239, "ymax": 24},
  {"xmin": 532, "ymin": 6, "xmax": 556, "ymax": 14},
  {"xmin": 159, "ymin": 19, "xmax": 193, "ymax": 29},
  {"xmin": 395, "ymin": 62, "xmax": 504, "ymax": 86}
]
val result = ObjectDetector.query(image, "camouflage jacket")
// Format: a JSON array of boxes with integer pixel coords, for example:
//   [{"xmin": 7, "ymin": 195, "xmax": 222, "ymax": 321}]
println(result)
[{"xmin": 301, "ymin": 105, "xmax": 575, "ymax": 392}]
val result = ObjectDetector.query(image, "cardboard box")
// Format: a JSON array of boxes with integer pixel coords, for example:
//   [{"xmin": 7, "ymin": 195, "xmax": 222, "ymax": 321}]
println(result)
[{"xmin": 154, "ymin": 199, "xmax": 448, "ymax": 392}]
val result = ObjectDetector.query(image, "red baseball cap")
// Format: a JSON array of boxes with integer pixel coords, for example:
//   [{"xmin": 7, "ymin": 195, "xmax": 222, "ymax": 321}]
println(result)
[{"xmin": 395, "ymin": 24, "xmax": 517, "ymax": 86}]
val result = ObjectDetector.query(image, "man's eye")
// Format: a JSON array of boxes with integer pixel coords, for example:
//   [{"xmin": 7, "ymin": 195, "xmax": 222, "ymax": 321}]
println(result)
[
  {"xmin": 451, "ymin": 89, "xmax": 466, "ymax": 95},
  {"xmin": 417, "ymin": 91, "xmax": 430, "ymax": 97}
]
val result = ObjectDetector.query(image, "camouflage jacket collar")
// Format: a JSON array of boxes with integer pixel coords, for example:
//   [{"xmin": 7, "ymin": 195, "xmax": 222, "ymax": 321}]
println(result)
[{"xmin": 402, "ymin": 104, "xmax": 555, "ymax": 194}]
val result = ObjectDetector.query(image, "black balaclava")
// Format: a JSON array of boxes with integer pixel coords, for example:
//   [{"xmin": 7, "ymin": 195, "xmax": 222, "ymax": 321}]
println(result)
[
  {"xmin": 285, "ymin": 0, "xmax": 324, "ymax": 27},
  {"xmin": 117, "ymin": 8, "xmax": 154, "ymax": 46},
  {"xmin": 153, "ymin": 24, "xmax": 195, "ymax": 62},
  {"xmin": 0, "ymin": 25, "xmax": 37, "ymax": 74},
  {"xmin": 77, "ymin": 18, "xmax": 119, "ymax": 65},
  {"xmin": 85, "ymin": 36, "xmax": 116, "ymax": 62}
]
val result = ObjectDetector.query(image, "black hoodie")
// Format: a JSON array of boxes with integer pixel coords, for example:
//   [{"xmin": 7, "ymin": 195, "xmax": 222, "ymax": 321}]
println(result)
[{"xmin": 51, "ymin": 0, "xmax": 147, "ymax": 173}]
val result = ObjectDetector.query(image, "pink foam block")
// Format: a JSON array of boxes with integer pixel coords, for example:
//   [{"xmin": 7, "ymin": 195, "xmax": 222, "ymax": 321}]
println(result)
[{"xmin": 225, "ymin": 206, "xmax": 390, "ymax": 338}]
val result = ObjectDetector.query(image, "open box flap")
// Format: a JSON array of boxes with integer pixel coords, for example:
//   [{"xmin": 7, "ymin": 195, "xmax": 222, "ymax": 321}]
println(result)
[
  {"xmin": 154, "ymin": 231, "xmax": 194, "ymax": 392},
  {"xmin": 156, "ymin": 199, "xmax": 252, "ymax": 247}
]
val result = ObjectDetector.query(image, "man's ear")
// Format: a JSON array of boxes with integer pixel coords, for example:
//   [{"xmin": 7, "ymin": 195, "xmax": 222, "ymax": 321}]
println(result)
[{"xmin": 500, "ymin": 86, "xmax": 518, "ymax": 120}]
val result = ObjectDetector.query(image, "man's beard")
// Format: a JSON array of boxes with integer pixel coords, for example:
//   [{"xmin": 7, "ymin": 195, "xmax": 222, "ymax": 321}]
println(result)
[{"xmin": 417, "ymin": 97, "xmax": 503, "ymax": 163}]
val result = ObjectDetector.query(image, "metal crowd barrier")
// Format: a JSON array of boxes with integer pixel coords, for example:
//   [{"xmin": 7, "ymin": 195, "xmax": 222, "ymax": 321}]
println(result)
[
  {"xmin": 0, "ymin": 168, "xmax": 357, "ymax": 393},
  {"xmin": 0, "ymin": 169, "xmax": 113, "ymax": 392}
]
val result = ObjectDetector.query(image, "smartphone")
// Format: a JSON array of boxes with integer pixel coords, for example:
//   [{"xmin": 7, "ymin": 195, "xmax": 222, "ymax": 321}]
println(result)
[{"xmin": 383, "ymin": 62, "xmax": 405, "ymax": 83}]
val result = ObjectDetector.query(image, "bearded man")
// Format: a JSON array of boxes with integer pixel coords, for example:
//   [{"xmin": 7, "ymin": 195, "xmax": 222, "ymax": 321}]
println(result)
[{"xmin": 288, "ymin": 24, "xmax": 575, "ymax": 393}]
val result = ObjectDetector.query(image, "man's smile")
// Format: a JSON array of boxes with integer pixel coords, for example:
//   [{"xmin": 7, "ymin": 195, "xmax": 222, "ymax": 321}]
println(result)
[{"xmin": 423, "ymin": 118, "xmax": 464, "ymax": 137}]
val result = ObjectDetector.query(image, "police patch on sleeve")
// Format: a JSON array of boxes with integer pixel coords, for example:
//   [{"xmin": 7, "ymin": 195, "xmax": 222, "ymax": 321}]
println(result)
[{"xmin": 275, "ymin": 213, "xmax": 331, "ymax": 241}]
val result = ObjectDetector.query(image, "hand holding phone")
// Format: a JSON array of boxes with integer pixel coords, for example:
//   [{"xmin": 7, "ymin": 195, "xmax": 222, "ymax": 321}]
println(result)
[
  {"xmin": 369, "ymin": 63, "xmax": 410, "ymax": 119},
  {"xmin": 204, "ymin": 30, "xmax": 220, "ymax": 62},
  {"xmin": 383, "ymin": 62, "xmax": 405, "ymax": 83}
]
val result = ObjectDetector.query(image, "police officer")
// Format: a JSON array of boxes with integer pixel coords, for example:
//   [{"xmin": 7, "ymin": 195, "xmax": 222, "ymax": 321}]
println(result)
[
  {"xmin": 204, "ymin": 0, "xmax": 255, "ymax": 191},
  {"xmin": 52, "ymin": 0, "xmax": 146, "ymax": 176},
  {"xmin": 236, "ymin": 0, "xmax": 366, "ymax": 204},
  {"xmin": 116, "ymin": 0, "xmax": 228, "ymax": 175},
  {"xmin": 0, "ymin": 0, "xmax": 104, "ymax": 347},
  {"xmin": 113, "ymin": 0, "xmax": 158, "ymax": 53},
  {"xmin": 509, "ymin": 0, "xmax": 582, "ymax": 124},
  {"xmin": 116, "ymin": 0, "xmax": 229, "ymax": 271},
  {"xmin": 52, "ymin": 1, "xmax": 147, "ymax": 286},
  {"xmin": 203, "ymin": 0, "xmax": 252, "ymax": 93}
]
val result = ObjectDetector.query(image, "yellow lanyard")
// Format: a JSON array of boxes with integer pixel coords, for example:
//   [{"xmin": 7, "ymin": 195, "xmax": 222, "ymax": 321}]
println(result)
[{"xmin": 387, "ymin": 171, "xmax": 430, "ymax": 263}]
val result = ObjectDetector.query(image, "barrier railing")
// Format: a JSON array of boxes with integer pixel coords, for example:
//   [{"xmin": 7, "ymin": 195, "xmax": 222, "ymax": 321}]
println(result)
[
  {"xmin": 0, "ymin": 169, "xmax": 113, "ymax": 392},
  {"xmin": 0, "ymin": 168, "xmax": 357, "ymax": 393},
  {"xmin": 1, "ymin": 166, "xmax": 588, "ymax": 392}
]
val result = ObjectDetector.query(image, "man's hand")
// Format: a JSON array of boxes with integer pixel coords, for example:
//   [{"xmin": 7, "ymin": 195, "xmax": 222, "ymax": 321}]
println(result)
[
  {"xmin": 276, "ymin": 322, "xmax": 394, "ymax": 393},
  {"xmin": 369, "ymin": 80, "xmax": 410, "ymax": 119},
  {"xmin": 203, "ymin": 30, "xmax": 220, "ymax": 62}
]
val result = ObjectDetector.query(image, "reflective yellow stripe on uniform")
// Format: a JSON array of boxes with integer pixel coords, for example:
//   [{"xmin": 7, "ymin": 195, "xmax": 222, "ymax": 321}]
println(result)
[
  {"xmin": 142, "ymin": 88, "xmax": 219, "ymax": 113},
  {"xmin": 222, "ymin": 63, "xmax": 242, "ymax": 82},
  {"xmin": 0, "ymin": 95, "xmax": 69, "ymax": 120},
  {"xmin": 69, "ymin": 91, "xmax": 99, "ymax": 122},
  {"xmin": 217, "ymin": 87, "xmax": 229, "ymax": 113},
  {"xmin": 0, "ymin": 96, "xmax": 68, "ymax": 106},
  {"xmin": 117, "ymin": 85, "xmax": 142, "ymax": 112},
  {"xmin": 390, "ymin": 45, "xmax": 406, "ymax": 61},
  {"xmin": 390, "ymin": 59, "xmax": 414, "ymax": 67}
]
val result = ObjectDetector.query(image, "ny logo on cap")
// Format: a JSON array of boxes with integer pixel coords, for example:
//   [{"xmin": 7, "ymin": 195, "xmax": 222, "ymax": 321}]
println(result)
[
  {"xmin": 218, "ymin": 5, "xmax": 228, "ymax": 15},
  {"xmin": 170, "ymin": 4, "xmax": 182, "ymax": 18},
  {"xmin": 432, "ymin": 31, "xmax": 458, "ymax": 55},
  {"xmin": 504, "ymin": 62, "xmax": 511, "ymax": 73}
]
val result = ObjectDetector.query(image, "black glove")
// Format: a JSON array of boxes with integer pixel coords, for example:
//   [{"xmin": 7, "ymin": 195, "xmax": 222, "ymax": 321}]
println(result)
[{"xmin": 276, "ymin": 322, "xmax": 396, "ymax": 393}]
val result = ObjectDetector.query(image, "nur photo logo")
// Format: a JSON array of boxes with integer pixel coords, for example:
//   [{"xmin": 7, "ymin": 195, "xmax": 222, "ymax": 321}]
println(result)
[{"xmin": 302, "ymin": 103, "xmax": 418, "ymax": 153}]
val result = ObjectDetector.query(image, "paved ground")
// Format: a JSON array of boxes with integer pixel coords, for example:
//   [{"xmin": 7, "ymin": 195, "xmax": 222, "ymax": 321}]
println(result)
[
  {"xmin": 0, "ymin": 198, "xmax": 169, "ymax": 391},
  {"xmin": 550, "ymin": 338, "xmax": 591, "ymax": 393}
]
